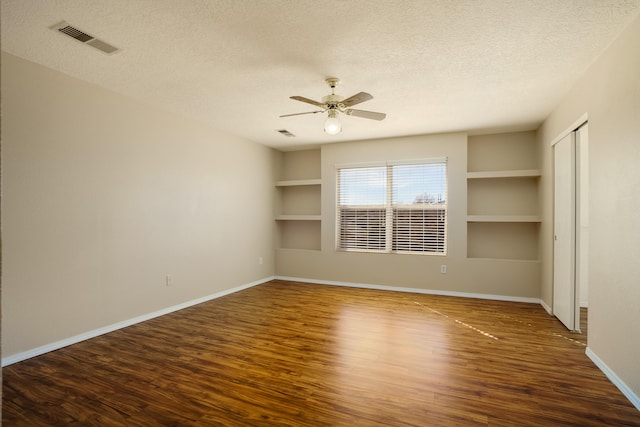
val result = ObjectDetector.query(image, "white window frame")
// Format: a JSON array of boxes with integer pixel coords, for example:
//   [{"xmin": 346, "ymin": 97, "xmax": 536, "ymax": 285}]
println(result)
[{"xmin": 336, "ymin": 158, "xmax": 447, "ymax": 255}]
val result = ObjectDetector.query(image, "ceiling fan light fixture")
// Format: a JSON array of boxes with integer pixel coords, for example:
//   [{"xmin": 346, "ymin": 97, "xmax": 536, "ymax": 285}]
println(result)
[{"xmin": 324, "ymin": 109, "xmax": 341, "ymax": 135}]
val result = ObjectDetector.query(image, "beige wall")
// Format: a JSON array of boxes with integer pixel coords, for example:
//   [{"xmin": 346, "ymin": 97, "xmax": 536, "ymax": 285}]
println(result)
[
  {"xmin": 538, "ymin": 15, "xmax": 640, "ymax": 396},
  {"xmin": 1, "ymin": 53, "xmax": 277, "ymax": 358},
  {"xmin": 276, "ymin": 133, "xmax": 541, "ymax": 299}
]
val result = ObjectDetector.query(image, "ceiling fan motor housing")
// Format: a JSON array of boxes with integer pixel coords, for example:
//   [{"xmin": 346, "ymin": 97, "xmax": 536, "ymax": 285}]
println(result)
[{"xmin": 322, "ymin": 93, "xmax": 344, "ymax": 109}]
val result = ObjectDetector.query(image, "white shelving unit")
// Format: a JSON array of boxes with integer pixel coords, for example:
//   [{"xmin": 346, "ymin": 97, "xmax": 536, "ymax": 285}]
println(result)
[
  {"xmin": 467, "ymin": 133, "xmax": 540, "ymax": 261},
  {"xmin": 275, "ymin": 214, "xmax": 322, "ymax": 221},
  {"xmin": 467, "ymin": 214, "xmax": 541, "ymax": 223},
  {"xmin": 276, "ymin": 150, "xmax": 322, "ymax": 251},
  {"xmin": 275, "ymin": 180, "xmax": 322, "ymax": 221},
  {"xmin": 466, "ymin": 169, "xmax": 541, "ymax": 179},
  {"xmin": 276, "ymin": 179, "xmax": 322, "ymax": 187}
]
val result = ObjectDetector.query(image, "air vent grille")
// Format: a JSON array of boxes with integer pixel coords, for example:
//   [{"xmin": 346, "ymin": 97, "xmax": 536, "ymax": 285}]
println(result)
[
  {"xmin": 50, "ymin": 21, "xmax": 120, "ymax": 55},
  {"xmin": 277, "ymin": 129, "xmax": 296, "ymax": 137},
  {"xmin": 58, "ymin": 25, "xmax": 93, "ymax": 42}
]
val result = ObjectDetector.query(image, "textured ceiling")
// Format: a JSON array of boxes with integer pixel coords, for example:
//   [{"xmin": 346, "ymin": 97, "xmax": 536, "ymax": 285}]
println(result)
[{"xmin": 2, "ymin": 0, "xmax": 640, "ymax": 150}]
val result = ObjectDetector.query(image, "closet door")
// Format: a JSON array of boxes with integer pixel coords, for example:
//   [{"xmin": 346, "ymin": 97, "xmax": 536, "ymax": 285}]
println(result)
[{"xmin": 553, "ymin": 132, "xmax": 576, "ymax": 330}]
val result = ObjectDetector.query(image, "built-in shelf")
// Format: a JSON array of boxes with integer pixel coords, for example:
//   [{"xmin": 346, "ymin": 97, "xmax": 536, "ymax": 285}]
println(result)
[
  {"xmin": 276, "ymin": 179, "xmax": 322, "ymax": 187},
  {"xmin": 466, "ymin": 257, "xmax": 540, "ymax": 263},
  {"xmin": 276, "ymin": 247, "xmax": 321, "ymax": 254},
  {"xmin": 275, "ymin": 214, "xmax": 322, "ymax": 221},
  {"xmin": 466, "ymin": 132, "xmax": 540, "ymax": 263},
  {"xmin": 466, "ymin": 169, "xmax": 541, "ymax": 179},
  {"xmin": 467, "ymin": 215, "xmax": 541, "ymax": 223},
  {"xmin": 276, "ymin": 150, "xmax": 322, "ymax": 251}
]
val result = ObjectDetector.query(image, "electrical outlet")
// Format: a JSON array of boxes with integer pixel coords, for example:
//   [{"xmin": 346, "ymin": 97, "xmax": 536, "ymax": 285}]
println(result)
[
  {"xmin": 440, "ymin": 265, "xmax": 447, "ymax": 274},
  {"xmin": 165, "ymin": 275, "xmax": 172, "ymax": 286},
  {"xmin": 259, "ymin": 257, "xmax": 263, "ymax": 265}
]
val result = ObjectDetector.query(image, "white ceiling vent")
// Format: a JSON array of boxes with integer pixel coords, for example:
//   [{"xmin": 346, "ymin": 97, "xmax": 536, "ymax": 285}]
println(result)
[{"xmin": 50, "ymin": 21, "xmax": 120, "ymax": 55}]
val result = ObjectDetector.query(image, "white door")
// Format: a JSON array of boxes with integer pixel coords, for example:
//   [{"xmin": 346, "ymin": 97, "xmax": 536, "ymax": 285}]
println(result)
[{"xmin": 553, "ymin": 132, "xmax": 577, "ymax": 330}]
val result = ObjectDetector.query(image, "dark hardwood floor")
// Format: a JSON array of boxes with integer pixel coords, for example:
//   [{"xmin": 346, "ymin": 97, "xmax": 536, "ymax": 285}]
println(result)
[
  {"xmin": 580, "ymin": 306, "xmax": 588, "ymax": 336},
  {"xmin": 3, "ymin": 280, "xmax": 639, "ymax": 426}
]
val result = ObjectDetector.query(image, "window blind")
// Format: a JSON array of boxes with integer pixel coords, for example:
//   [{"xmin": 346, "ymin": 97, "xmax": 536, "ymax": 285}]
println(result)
[
  {"xmin": 336, "ymin": 166, "xmax": 388, "ymax": 252},
  {"xmin": 336, "ymin": 159, "xmax": 447, "ymax": 255}
]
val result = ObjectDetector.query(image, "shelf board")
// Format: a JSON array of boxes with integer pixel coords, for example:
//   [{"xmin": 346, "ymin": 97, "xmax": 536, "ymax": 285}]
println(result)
[
  {"xmin": 275, "ymin": 214, "xmax": 321, "ymax": 221},
  {"xmin": 466, "ymin": 169, "xmax": 541, "ymax": 179},
  {"xmin": 276, "ymin": 179, "xmax": 321, "ymax": 187},
  {"xmin": 276, "ymin": 247, "xmax": 321, "ymax": 253},
  {"xmin": 467, "ymin": 215, "xmax": 541, "ymax": 223},
  {"xmin": 466, "ymin": 257, "xmax": 540, "ymax": 263}
]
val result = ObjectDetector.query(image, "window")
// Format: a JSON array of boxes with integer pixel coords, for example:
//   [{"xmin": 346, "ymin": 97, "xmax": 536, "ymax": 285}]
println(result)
[{"xmin": 336, "ymin": 159, "xmax": 447, "ymax": 254}]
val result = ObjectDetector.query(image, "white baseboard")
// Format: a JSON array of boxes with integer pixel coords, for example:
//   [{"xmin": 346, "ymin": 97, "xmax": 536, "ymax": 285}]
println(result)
[
  {"xmin": 275, "ymin": 276, "xmax": 541, "ymax": 304},
  {"xmin": 2, "ymin": 276, "xmax": 275, "ymax": 367},
  {"xmin": 586, "ymin": 347, "xmax": 640, "ymax": 411},
  {"xmin": 539, "ymin": 299, "xmax": 553, "ymax": 315}
]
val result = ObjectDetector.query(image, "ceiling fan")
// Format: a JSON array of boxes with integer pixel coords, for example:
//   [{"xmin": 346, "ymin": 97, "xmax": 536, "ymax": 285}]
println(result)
[{"xmin": 280, "ymin": 78, "xmax": 386, "ymax": 135}]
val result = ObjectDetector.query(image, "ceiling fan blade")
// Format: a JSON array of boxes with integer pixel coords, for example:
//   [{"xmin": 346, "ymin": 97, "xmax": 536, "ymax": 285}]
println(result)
[
  {"xmin": 290, "ymin": 96, "xmax": 325, "ymax": 107},
  {"xmin": 280, "ymin": 110, "xmax": 324, "ymax": 118},
  {"xmin": 345, "ymin": 109, "xmax": 386, "ymax": 121},
  {"xmin": 341, "ymin": 92, "xmax": 373, "ymax": 107}
]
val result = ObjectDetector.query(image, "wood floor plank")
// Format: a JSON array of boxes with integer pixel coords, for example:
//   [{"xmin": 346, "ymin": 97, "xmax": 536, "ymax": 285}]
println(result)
[{"xmin": 3, "ymin": 280, "xmax": 639, "ymax": 426}]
